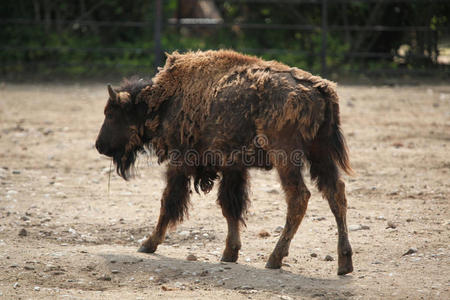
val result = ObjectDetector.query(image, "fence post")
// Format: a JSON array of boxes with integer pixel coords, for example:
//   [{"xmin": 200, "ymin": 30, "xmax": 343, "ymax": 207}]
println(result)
[
  {"xmin": 321, "ymin": 0, "xmax": 328, "ymax": 76},
  {"xmin": 154, "ymin": 0, "xmax": 163, "ymax": 70}
]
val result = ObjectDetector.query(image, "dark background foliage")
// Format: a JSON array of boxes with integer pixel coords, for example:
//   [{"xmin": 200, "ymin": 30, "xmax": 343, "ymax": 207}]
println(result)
[{"xmin": 1, "ymin": 0, "xmax": 449, "ymax": 80}]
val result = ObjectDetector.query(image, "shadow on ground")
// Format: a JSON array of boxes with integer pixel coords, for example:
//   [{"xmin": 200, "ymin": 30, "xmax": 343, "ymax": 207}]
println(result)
[{"xmin": 98, "ymin": 251, "xmax": 355, "ymax": 298}]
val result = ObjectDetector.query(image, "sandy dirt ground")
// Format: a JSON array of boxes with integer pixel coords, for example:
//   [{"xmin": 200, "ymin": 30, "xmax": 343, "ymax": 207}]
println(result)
[{"xmin": 0, "ymin": 82, "xmax": 449, "ymax": 300}]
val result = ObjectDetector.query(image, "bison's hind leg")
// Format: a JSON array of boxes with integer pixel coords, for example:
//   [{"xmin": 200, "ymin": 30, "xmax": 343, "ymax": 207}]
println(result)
[
  {"xmin": 266, "ymin": 164, "xmax": 311, "ymax": 269},
  {"xmin": 218, "ymin": 168, "xmax": 249, "ymax": 262},
  {"xmin": 310, "ymin": 156, "xmax": 353, "ymax": 275},
  {"xmin": 138, "ymin": 166, "xmax": 190, "ymax": 254}
]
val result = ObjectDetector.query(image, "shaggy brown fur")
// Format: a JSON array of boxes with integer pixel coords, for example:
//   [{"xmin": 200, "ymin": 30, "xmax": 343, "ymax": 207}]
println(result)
[{"xmin": 95, "ymin": 50, "xmax": 354, "ymax": 275}]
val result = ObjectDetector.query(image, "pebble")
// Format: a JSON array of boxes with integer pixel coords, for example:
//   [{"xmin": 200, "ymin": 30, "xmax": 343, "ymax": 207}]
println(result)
[
  {"xmin": 274, "ymin": 226, "xmax": 284, "ymax": 233},
  {"xmin": 240, "ymin": 285, "xmax": 254, "ymax": 290},
  {"xmin": 13, "ymin": 282, "xmax": 19, "ymax": 289},
  {"xmin": 349, "ymin": 224, "xmax": 370, "ymax": 231},
  {"xmin": 386, "ymin": 221, "xmax": 397, "ymax": 229},
  {"xmin": 258, "ymin": 230, "xmax": 270, "ymax": 238},
  {"xmin": 310, "ymin": 253, "xmax": 318, "ymax": 258},
  {"xmin": 174, "ymin": 282, "xmax": 185, "ymax": 290},
  {"xmin": 0, "ymin": 168, "xmax": 7, "ymax": 179},
  {"xmin": 402, "ymin": 248, "xmax": 418, "ymax": 256},
  {"xmin": 348, "ymin": 224, "xmax": 361, "ymax": 231},
  {"xmin": 186, "ymin": 254, "xmax": 197, "ymax": 261},
  {"xmin": 161, "ymin": 285, "xmax": 170, "ymax": 291},
  {"xmin": 324, "ymin": 255, "xmax": 334, "ymax": 261},
  {"xmin": 97, "ymin": 275, "xmax": 112, "ymax": 281},
  {"xmin": 216, "ymin": 279, "xmax": 225, "ymax": 286},
  {"xmin": 34, "ymin": 286, "xmax": 40, "ymax": 291},
  {"xmin": 312, "ymin": 216, "xmax": 326, "ymax": 221},
  {"xmin": 18, "ymin": 228, "xmax": 27, "ymax": 236},
  {"xmin": 111, "ymin": 270, "xmax": 120, "ymax": 274},
  {"xmin": 179, "ymin": 231, "xmax": 190, "ymax": 238},
  {"xmin": 280, "ymin": 296, "xmax": 293, "ymax": 300},
  {"xmin": 376, "ymin": 216, "xmax": 386, "ymax": 220}
]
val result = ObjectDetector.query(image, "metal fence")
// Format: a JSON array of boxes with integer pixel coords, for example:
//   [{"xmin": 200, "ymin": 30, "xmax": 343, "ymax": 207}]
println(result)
[{"xmin": 2, "ymin": 0, "xmax": 449, "ymax": 78}]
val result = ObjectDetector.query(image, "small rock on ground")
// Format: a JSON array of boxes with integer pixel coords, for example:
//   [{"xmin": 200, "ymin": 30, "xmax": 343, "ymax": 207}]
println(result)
[
  {"xmin": 258, "ymin": 230, "xmax": 270, "ymax": 238},
  {"xmin": 402, "ymin": 248, "xmax": 418, "ymax": 256},
  {"xmin": 324, "ymin": 255, "xmax": 334, "ymax": 261},
  {"xmin": 274, "ymin": 226, "xmax": 284, "ymax": 233},
  {"xmin": 386, "ymin": 221, "xmax": 397, "ymax": 229},
  {"xmin": 349, "ymin": 224, "xmax": 370, "ymax": 231},
  {"xmin": 186, "ymin": 254, "xmax": 198, "ymax": 261}
]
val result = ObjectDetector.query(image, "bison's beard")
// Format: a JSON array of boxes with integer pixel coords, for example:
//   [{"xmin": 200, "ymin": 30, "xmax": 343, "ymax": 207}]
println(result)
[
  {"xmin": 113, "ymin": 150, "xmax": 137, "ymax": 180},
  {"xmin": 113, "ymin": 133, "xmax": 145, "ymax": 180}
]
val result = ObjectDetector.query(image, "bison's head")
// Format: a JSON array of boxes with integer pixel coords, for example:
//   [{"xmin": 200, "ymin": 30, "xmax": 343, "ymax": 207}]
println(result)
[{"xmin": 95, "ymin": 79, "xmax": 151, "ymax": 179}]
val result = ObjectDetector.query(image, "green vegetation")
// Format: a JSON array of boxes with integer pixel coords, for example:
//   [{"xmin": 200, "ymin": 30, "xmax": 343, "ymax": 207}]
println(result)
[{"xmin": 1, "ymin": 0, "xmax": 449, "ymax": 80}]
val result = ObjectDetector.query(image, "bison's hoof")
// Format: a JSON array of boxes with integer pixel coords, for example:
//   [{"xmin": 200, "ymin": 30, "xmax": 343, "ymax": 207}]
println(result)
[
  {"xmin": 220, "ymin": 254, "xmax": 238, "ymax": 263},
  {"xmin": 337, "ymin": 263, "xmax": 353, "ymax": 275},
  {"xmin": 137, "ymin": 244, "xmax": 156, "ymax": 254},
  {"xmin": 265, "ymin": 256, "xmax": 282, "ymax": 269},
  {"xmin": 337, "ymin": 251, "xmax": 353, "ymax": 275},
  {"xmin": 221, "ymin": 248, "xmax": 239, "ymax": 262}
]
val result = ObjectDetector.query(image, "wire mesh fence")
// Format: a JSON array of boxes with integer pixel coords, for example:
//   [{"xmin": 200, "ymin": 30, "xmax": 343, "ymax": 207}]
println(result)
[{"xmin": 1, "ymin": 0, "xmax": 449, "ymax": 80}]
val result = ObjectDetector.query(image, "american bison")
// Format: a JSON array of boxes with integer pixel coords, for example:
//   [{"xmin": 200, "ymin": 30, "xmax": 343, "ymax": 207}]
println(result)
[{"xmin": 95, "ymin": 50, "xmax": 354, "ymax": 275}]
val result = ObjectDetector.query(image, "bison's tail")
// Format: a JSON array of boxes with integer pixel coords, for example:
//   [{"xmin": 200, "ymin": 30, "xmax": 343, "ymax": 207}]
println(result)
[
  {"xmin": 328, "ymin": 121, "xmax": 353, "ymax": 176},
  {"xmin": 308, "ymin": 81, "xmax": 353, "ymax": 192}
]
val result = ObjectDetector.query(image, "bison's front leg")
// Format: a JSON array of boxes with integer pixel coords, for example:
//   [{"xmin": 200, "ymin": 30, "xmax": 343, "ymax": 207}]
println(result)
[
  {"xmin": 138, "ymin": 167, "xmax": 190, "ymax": 253},
  {"xmin": 218, "ymin": 168, "xmax": 249, "ymax": 262},
  {"xmin": 266, "ymin": 165, "xmax": 310, "ymax": 269}
]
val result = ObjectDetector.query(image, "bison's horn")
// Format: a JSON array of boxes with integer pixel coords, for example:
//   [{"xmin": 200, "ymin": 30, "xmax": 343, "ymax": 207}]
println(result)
[{"xmin": 107, "ymin": 84, "xmax": 117, "ymax": 100}]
